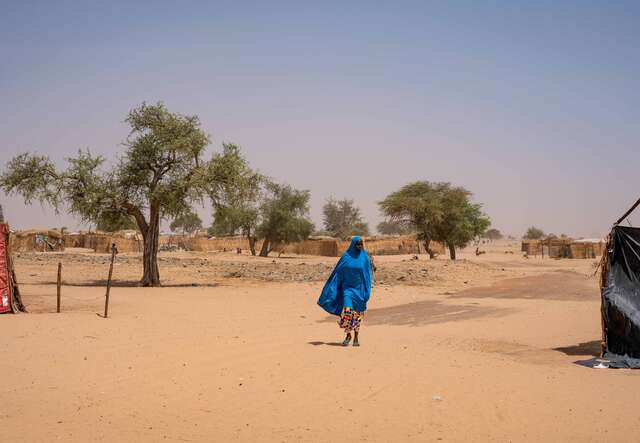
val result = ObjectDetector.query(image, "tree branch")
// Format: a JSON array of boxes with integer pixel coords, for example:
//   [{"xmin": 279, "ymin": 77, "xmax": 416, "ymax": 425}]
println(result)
[{"xmin": 123, "ymin": 202, "xmax": 149, "ymax": 233}]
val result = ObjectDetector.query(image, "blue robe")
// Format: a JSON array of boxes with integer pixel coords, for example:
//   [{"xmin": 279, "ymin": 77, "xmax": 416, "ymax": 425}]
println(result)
[{"xmin": 317, "ymin": 236, "xmax": 372, "ymax": 315}]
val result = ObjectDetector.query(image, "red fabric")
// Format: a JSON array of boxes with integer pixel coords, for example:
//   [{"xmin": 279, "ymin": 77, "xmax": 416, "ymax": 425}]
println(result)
[{"xmin": 0, "ymin": 224, "xmax": 12, "ymax": 313}]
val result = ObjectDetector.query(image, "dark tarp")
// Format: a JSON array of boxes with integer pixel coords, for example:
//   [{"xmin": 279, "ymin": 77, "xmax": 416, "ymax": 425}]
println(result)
[{"xmin": 602, "ymin": 226, "xmax": 640, "ymax": 367}]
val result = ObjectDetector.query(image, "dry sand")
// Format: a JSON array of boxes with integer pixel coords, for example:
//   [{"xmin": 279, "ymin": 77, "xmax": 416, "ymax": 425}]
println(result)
[{"xmin": 1, "ymin": 241, "xmax": 636, "ymax": 442}]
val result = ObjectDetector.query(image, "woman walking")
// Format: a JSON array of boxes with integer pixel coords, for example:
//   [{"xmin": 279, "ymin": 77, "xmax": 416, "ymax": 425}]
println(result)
[{"xmin": 317, "ymin": 236, "xmax": 372, "ymax": 347}]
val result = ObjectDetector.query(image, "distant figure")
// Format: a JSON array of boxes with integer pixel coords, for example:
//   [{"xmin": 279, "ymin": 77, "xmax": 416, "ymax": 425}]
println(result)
[
  {"xmin": 317, "ymin": 236, "xmax": 372, "ymax": 347},
  {"xmin": 236, "ymin": 247, "xmax": 242, "ymax": 254}
]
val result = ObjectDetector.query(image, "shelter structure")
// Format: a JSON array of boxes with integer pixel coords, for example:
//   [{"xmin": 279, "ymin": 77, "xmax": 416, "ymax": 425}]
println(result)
[
  {"xmin": 63, "ymin": 232, "xmax": 90, "ymax": 248},
  {"xmin": 88, "ymin": 230, "xmax": 143, "ymax": 253},
  {"xmin": 10, "ymin": 229, "xmax": 64, "ymax": 253},
  {"xmin": 521, "ymin": 237, "xmax": 603, "ymax": 259},
  {"xmin": 158, "ymin": 233, "xmax": 442, "ymax": 257},
  {"xmin": 570, "ymin": 239, "xmax": 605, "ymax": 259},
  {"xmin": 521, "ymin": 237, "xmax": 567, "ymax": 257},
  {"xmin": 0, "ymin": 223, "xmax": 25, "ymax": 314},
  {"xmin": 521, "ymin": 239, "xmax": 541, "ymax": 256},
  {"xmin": 600, "ymin": 198, "xmax": 640, "ymax": 367}
]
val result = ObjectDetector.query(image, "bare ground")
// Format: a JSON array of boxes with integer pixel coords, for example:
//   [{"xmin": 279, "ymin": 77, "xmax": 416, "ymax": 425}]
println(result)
[{"xmin": 1, "ymin": 242, "xmax": 633, "ymax": 442}]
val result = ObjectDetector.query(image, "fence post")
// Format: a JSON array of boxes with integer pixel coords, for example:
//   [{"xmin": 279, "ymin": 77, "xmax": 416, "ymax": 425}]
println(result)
[
  {"xmin": 56, "ymin": 262, "xmax": 62, "ymax": 313},
  {"xmin": 103, "ymin": 243, "xmax": 117, "ymax": 318}
]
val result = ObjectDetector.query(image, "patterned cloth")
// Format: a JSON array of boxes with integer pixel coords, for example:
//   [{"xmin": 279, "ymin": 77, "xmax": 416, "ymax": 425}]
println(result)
[{"xmin": 338, "ymin": 307, "xmax": 364, "ymax": 333}]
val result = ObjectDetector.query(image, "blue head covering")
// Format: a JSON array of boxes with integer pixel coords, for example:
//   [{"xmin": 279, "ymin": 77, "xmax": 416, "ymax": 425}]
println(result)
[{"xmin": 317, "ymin": 236, "xmax": 372, "ymax": 315}]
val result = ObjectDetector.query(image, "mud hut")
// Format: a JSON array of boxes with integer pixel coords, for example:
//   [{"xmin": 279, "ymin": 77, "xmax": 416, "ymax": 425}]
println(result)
[
  {"xmin": 521, "ymin": 239, "xmax": 541, "ymax": 256},
  {"xmin": 282, "ymin": 238, "xmax": 339, "ymax": 257},
  {"xmin": 63, "ymin": 232, "xmax": 89, "ymax": 248},
  {"xmin": 521, "ymin": 237, "xmax": 575, "ymax": 258},
  {"xmin": 339, "ymin": 235, "xmax": 444, "ymax": 257},
  {"xmin": 88, "ymin": 230, "xmax": 143, "ymax": 253},
  {"xmin": 545, "ymin": 236, "xmax": 573, "ymax": 259},
  {"xmin": 10, "ymin": 229, "xmax": 64, "ymax": 253},
  {"xmin": 569, "ymin": 239, "xmax": 605, "ymax": 259}
]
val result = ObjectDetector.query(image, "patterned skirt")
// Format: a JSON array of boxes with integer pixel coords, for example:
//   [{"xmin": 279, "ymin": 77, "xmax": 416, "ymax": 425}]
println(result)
[{"xmin": 338, "ymin": 307, "xmax": 364, "ymax": 333}]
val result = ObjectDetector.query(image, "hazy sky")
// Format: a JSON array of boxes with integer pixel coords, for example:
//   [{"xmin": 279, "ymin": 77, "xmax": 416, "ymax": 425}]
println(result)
[{"xmin": 1, "ymin": 1, "xmax": 639, "ymax": 237}]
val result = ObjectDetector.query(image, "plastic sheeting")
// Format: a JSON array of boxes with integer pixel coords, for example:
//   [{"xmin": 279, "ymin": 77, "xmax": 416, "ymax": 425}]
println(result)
[{"xmin": 602, "ymin": 226, "xmax": 640, "ymax": 367}]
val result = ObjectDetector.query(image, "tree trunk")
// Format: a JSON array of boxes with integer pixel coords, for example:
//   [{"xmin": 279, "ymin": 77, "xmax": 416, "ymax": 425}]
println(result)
[
  {"xmin": 424, "ymin": 239, "xmax": 436, "ymax": 259},
  {"xmin": 248, "ymin": 236, "xmax": 257, "ymax": 256},
  {"xmin": 259, "ymin": 239, "xmax": 270, "ymax": 257},
  {"xmin": 141, "ymin": 207, "xmax": 161, "ymax": 286},
  {"xmin": 9, "ymin": 255, "xmax": 26, "ymax": 312},
  {"xmin": 448, "ymin": 242, "xmax": 456, "ymax": 260}
]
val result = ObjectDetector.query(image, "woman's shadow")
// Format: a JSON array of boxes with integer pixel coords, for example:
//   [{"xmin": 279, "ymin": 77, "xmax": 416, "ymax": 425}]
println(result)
[{"xmin": 308, "ymin": 341, "xmax": 345, "ymax": 347}]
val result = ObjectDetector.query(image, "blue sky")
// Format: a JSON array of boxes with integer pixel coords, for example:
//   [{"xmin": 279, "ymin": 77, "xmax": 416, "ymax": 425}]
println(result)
[{"xmin": 1, "ymin": 1, "xmax": 639, "ymax": 237}]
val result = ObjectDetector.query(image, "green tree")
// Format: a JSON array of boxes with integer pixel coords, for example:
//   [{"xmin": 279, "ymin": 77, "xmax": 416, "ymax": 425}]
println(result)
[
  {"xmin": 1, "ymin": 102, "xmax": 245, "ymax": 286},
  {"xmin": 256, "ymin": 182, "xmax": 314, "ymax": 257},
  {"xmin": 170, "ymin": 210, "xmax": 202, "ymax": 234},
  {"xmin": 376, "ymin": 219, "xmax": 414, "ymax": 235},
  {"xmin": 379, "ymin": 181, "xmax": 490, "ymax": 260},
  {"xmin": 379, "ymin": 181, "xmax": 445, "ymax": 258},
  {"xmin": 322, "ymin": 197, "xmax": 370, "ymax": 239},
  {"xmin": 208, "ymin": 144, "xmax": 263, "ymax": 255},
  {"xmin": 433, "ymin": 185, "xmax": 490, "ymax": 259},
  {"xmin": 96, "ymin": 211, "xmax": 138, "ymax": 232},
  {"xmin": 524, "ymin": 226, "xmax": 545, "ymax": 240},
  {"xmin": 483, "ymin": 228, "xmax": 503, "ymax": 241}
]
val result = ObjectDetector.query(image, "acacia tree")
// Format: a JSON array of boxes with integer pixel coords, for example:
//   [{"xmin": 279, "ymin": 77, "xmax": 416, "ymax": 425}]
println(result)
[
  {"xmin": 379, "ymin": 181, "xmax": 444, "ymax": 258},
  {"xmin": 1, "ymin": 102, "xmax": 244, "ymax": 286},
  {"xmin": 432, "ymin": 185, "xmax": 490, "ymax": 259},
  {"xmin": 376, "ymin": 219, "xmax": 414, "ymax": 235},
  {"xmin": 170, "ymin": 210, "xmax": 202, "ymax": 234},
  {"xmin": 524, "ymin": 226, "xmax": 545, "ymax": 240},
  {"xmin": 483, "ymin": 228, "xmax": 503, "ymax": 241},
  {"xmin": 208, "ymin": 144, "xmax": 263, "ymax": 255},
  {"xmin": 322, "ymin": 197, "xmax": 370, "ymax": 239},
  {"xmin": 96, "ymin": 212, "xmax": 138, "ymax": 232},
  {"xmin": 256, "ymin": 182, "xmax": 314, "ymax": 257},
  {"xmin": 379, "ymin": 181, "xmax": 490, "ymax": 260}
]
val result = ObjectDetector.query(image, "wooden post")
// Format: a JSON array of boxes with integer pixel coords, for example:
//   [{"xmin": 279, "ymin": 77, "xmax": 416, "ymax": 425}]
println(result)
[
  {"xmin": 56, "ymin": 262, "xmax": 62, "ymax": 313},
  {"xmin": 599, "ymin": 234, "xmax": 612, "ymax": 357},
  {"xmin": 103, "ymin": 243, "xmax": 117, "ymax": 318},
  {"xmin": 6, "ymin": 228, "xmax": 26, "ymax": 313},
  {"xmin": 614, "ymin": 197, "xmax": 640, "ymax": 226}
]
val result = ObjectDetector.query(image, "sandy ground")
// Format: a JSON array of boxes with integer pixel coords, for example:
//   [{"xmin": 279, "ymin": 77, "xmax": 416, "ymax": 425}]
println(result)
[{"xmin": 1, "ymin": 241, "xmax": 636, "ymax": 442}]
